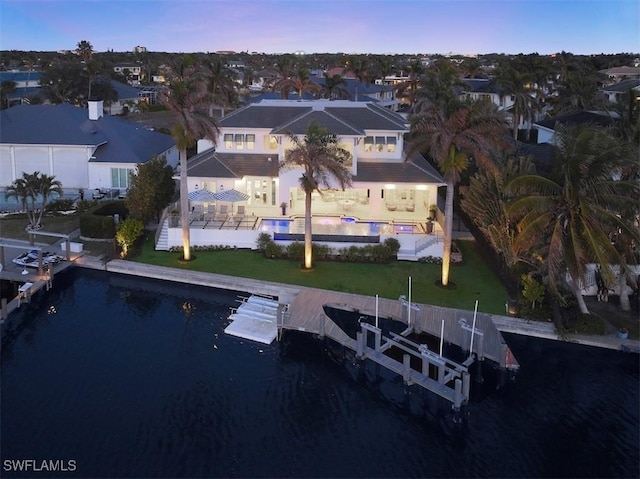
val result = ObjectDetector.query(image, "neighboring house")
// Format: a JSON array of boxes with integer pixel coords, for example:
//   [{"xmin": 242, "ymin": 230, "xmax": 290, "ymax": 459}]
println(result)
[
  {"xmin": 533, "ymin": 110, "xmax": 617, "ymax": 144},
  {"xmin": 0, "ymin": 101, "xmax": 178, "ymax": 193},
  {"xmin": 598, "ymin": 66, "xmax": 640, "ymax": 85},
  {"xmin": 187, "ymin": 99, "xmax": 444, "ymax": 223},
  {"xmin": 106, "ymin": 80, "xmax": 141, "ymax": 115},
  {"xmin": 0, "ymin": 70, "xmax": 43, "ymax": 106},
  {"xmin": 113, "ymin": 63, "xmax": 142, "ymax": 85},
  {"xmin": 599, "ymin": 79, "xmax": 640, "ymax": 103},
  {"xmin": 459, "ymin": 78, "xmax": 547, "ymax": 132}
]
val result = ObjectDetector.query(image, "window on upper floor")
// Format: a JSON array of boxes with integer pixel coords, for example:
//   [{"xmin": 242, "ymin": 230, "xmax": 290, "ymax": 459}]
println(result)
[
  {"xmin": 364, "ymin": 136, "xmax": 396, "ymax": 153},
  {"xmin": 266, "ymin": 135, "xmax": 278, "ymax": 150},
  {"xmin": 224, "ymin": 133, "xmax": 255, "ymax": 150}
]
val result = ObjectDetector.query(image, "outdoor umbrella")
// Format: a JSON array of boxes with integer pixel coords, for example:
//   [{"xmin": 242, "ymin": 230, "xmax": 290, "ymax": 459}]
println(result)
[
  {"xmin": 187, "ymin": 188, "xmax": 217, "ymax": 203},
  {"xmin": 213, "ymin": 189, "xmax": 249, "ymax": 215}
]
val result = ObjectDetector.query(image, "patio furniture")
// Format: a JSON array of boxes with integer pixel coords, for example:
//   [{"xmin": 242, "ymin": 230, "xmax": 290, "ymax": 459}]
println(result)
[{"xmin": 216, "ymin": 205, "xmax": 228, "ymax": 220}]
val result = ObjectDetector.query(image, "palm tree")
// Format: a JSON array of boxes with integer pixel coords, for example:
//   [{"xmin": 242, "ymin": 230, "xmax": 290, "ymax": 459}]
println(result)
[
  {"xmin": 6, "ymin": 172, "xmax": 63, "ymax": 230},
  {"xmin": 76, "ymin": 40, "xmax": 94, "ymax": 62},
  {"xmin": 505, "ymin": 124, "xmax": 639, "ymax": 314},
  {"xmin": 321, "ymin": 73, "xmax": 349, "ymax": 100},
  {"xmin": 201, "ymin": 55, "xmax": 238, "ymax": 117},
  {"xmin": 410, "ymin": 99, "xmax": 509, "ymax": 286},
  {"xmin": 160, "ymin": 76, "xmax": 220, "ymax": 261},
  {"xmin": 395, "ymin": 60, "xmax": 425, "ymax": 108},
  {"xmin": 279, "ymin": 122, "xmax": 352, "ymax": 269},
  {"xmin": 348, "ymin": 56, "xmax": 370, "ymax": 102},
  {"xmin": 275, "ymin": 67, "xmax": 321, "ymax": 100},
  {"xmin": 492, "ymin": 65, "xmax": 540, "ymax": 140},
  {"xmin": 461, "ymin": 153, "xmax": 537, "ymax": 283}
]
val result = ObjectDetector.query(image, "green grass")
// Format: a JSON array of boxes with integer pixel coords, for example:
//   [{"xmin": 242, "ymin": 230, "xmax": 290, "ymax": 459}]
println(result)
[
  {"xmin": 0, "ymin": 214, "xmax": 79, "ymax": 243},
  {"xmin": 135, "ymin": 236, "xmax": 509, "ymax": 315}
]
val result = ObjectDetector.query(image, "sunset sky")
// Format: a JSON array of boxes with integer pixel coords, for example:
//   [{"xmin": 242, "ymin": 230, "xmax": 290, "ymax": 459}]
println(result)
[{"xmin": 1, "ymin": 0, "xmax": 638, "ymax": 55}]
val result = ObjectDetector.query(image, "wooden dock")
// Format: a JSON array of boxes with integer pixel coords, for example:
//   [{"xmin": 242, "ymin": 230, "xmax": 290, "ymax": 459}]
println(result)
[
  {"xmin": 0, "ymin": 241, "xmax": 76, "ymax": 321},
  {"xmin": 282, "ymin": 288, "xmax": 519, "ymax": 370}
]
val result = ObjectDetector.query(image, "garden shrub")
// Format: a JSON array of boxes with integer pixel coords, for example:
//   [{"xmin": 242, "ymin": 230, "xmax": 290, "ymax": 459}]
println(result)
[
  {"xmin": 565, "ymin": 313, "xmax": 607, "ymax": 335},
  {"xmin": 286, "ymin": 242, "xmax": 304, "ymax": 260},
  {"xmin": 46, "ymin": 198, "xmax": 75, "ymax": 212}
]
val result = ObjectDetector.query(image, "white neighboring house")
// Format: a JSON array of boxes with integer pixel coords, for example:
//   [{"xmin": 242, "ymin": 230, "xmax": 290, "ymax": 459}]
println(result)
[
  {"xmin": 0, "ymin": 101, "xmax": 178, "ymax": 194},
  {"xmin": 113, "ymin": 63, "xmax": 142, "ymax": 86},
  {"xmin": 599, "ymin": 79, "xmax": 640, "ymax": 104}
]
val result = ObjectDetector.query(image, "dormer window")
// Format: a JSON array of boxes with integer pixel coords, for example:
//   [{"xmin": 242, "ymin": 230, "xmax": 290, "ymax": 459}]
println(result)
[{"xmin": 364, "ymin": 135, "xmax": 396, "ymax": 153}]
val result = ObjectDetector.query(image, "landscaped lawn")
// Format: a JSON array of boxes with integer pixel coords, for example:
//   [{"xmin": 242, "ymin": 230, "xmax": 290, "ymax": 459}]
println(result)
[
  {"xmin": 135, "ymin": 236, "xmax": 510, "ymax": 315},
  {"xmin": 0, "ymin": 214, "xmax": 79, "ymax": 243}
]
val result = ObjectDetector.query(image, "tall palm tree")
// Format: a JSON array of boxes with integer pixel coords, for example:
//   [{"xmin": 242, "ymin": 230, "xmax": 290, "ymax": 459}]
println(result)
[
  {"xmin": 492, "ymin": 65, "xmax": 540, "ymax": 140},
  {"xmin": 275, "ymin": 67, "xmax": 321, "ymax": 100},
  {"xmin": 321, "ymin": 73, "xmax": 349, "ymax": 100},
  {"xmin": 395, "ymin": 60, "xmax": 425, "ymax": 108},
  {"xmin": 201, "ymin": 55, "xmax": 238, "ymax": 117},
  {"xmin": 410, "ymin": 99, "xmax": 509, "ymax": 286},
  {"xmin": 6, "ymin": 171, "xmax": 63, "ymax": 230},
  {"xmin": 160, "ymin": 76, "xmax": 220, "ymax": 261},
  {"xmin": 280, "ymin": 122, "xmax": 352, "ymax": 269},
  {"xmin": 347, "ymin": 56, "xmax": 371, "ymax": 101},
  {"xmin": 506, "ymin": 124, "xmax": 639, "ymax": 314},
  {"xmin": 76, "ymin": 40, "xmax": 93, "ymax": 62}
]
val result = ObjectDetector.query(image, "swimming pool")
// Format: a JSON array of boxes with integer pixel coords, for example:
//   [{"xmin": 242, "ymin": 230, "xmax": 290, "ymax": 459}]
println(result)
[
  {"xmin": 0, "ymin": 190, "xmax": 79, "ymax": 212},
  {"xmin": 258, "ymin": 216, "xmax": 422, "ymax": 236}
]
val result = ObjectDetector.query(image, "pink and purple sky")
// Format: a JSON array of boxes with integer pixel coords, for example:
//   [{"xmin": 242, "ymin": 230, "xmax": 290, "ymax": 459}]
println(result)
[{"xmin": 1, "ymin": 0, "xmax": 638, "ymax": 55}]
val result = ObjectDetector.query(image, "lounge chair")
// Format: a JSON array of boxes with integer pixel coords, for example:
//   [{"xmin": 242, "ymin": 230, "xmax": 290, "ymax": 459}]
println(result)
[{"xmin": 216, "ymin": 205, "xmax": 228, "ymax": 220}]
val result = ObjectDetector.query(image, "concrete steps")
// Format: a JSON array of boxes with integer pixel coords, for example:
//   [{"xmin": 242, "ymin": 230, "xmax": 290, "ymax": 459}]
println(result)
[{"xmin": 155, "ymin": 219, "xmax": 169, "ymax": 251}]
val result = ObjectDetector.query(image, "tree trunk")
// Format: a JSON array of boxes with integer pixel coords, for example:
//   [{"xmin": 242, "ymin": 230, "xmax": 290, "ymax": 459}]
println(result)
[
  {"xmin": 619, "ymin": 266, "xmax": 631, "ymax": 312},
  {"xmin": 304, "ymin": 189, "xmax": 313, "ymax": 269},
  {"xmin": 571, "ymin": 281, "xmax": 590, "ymax": 315},
  {"xmin": 441, "ymin": 178, "xmax": 454, "ymax": 286},
  {"xmin": 179, "ymin": 148, "xmax": 191, "ymax": 261}
]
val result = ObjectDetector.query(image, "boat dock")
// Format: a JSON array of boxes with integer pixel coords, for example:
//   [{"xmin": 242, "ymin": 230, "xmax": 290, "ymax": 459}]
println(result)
[
  {"xmin": 0, "ymin": 240, "xmax": 77, "ymax": 321},
  {"xmin": 283, "ymin": 288, "xmax": 518, "ymax": 370}
]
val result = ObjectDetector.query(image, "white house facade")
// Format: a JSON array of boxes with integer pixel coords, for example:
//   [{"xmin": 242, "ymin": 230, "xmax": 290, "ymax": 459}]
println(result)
[
  {"xmin": 186, "ymin": 99, "xmax": 445, "ymax": 221},
  {"xmin": 0, "ymin": 101, "xmax": 177, "ymax": 196}
]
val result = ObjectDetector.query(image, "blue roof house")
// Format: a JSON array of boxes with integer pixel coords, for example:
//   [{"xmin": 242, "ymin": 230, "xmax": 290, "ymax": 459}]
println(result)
[{"xmin": 0, "ymin": 101, "xmax": 178, "ymax": 193}]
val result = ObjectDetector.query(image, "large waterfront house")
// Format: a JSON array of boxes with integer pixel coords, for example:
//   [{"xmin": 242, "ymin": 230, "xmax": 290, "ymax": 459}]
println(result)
[
  {"xmin": 157, "ymin": 99, "xmax": 446, "ymax": 258},
  {"xmin": 0, "ymin": 101, "xmax": 177, "ymax": 199}
]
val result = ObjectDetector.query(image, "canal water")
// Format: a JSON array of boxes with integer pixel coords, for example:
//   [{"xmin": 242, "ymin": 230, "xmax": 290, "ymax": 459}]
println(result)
[{"xmin": 1, "ymin": 269, "xmax": 638, "ymax": 478}]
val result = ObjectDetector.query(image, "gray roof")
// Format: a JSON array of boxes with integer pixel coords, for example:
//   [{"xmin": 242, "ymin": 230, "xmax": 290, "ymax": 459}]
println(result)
[
  {"xmin": 220, "ymin": 104, "xmax": 311, "ymax": 128},
  {"xmin": 534, "ymin": 110, "xmax": 616, "ymax": 130},
  {"xmin": 325, "ymin": 104, "xmax": 407, "ymax": 132},
  {"xmin": 187, "ymin": 147, "xmax": 444, "ymax": 185},
  {"xmin": 354, "ymin": 154, "xmax": 444, "ymax": 184},
  {"xmin": 0, "ymin": 104, "xmax": 175, "ymax": 164},
  {"xmin": 272, "ymin": 110, "xmax": 363, "ymax": 135},
  {"xmin": 110, "ymin": 80, "xmax": 140, "ymax": 100},
  {"xmin": 187, "ymin": 150, "xmax": 279, "ymax": 178},
  {"xmin": 222, "ymin": 100, "xmax": 408, "ymax": 135},
  {"xmin": 600, "ymin": 79, "xmax": 640, "ymax": 92}
]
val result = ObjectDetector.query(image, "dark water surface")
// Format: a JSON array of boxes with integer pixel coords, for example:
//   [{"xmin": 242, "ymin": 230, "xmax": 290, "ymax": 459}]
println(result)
[{"xmin": 1, "ymin": 269, "xmax": 638, "ymax": 478}]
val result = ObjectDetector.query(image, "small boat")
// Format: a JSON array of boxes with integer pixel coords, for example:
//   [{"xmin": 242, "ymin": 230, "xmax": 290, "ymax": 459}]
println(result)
[{"xmin": 12, "ymin": 249, "xmax": 63, "ymax": 268}]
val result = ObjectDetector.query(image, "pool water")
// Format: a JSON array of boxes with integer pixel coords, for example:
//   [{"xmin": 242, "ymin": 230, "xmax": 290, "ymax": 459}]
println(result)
[
  {"xmin": 0, "ymin": 190, "xmax": 79, "ymax": 212},
  {"xmin": 259, "ymin": 217, "xmax": 421, "ymax": 236}
]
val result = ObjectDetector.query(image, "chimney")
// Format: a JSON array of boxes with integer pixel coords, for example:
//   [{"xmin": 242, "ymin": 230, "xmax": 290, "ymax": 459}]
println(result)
[{"xmin": 88, "ymin": 100, "xmax": 104, "ymax": 120}]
